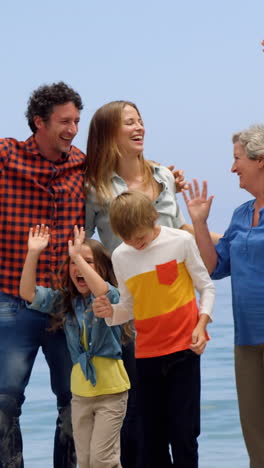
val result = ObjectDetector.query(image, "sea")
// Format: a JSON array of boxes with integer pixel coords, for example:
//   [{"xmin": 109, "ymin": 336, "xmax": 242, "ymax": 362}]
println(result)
[{"xmin": 20, "ymin": 278, "xmax": 249, "ymax": 467}]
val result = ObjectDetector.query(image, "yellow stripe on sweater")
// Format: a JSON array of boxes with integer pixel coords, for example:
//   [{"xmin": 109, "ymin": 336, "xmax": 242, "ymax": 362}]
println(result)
[{"xmin": 126, "ymin": 261, "xmax": 195, "ymax": 320}]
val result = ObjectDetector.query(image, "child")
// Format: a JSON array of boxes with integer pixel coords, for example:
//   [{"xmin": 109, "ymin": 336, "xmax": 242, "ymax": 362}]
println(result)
[
  {"xmin": 93, "ymin": 191, "xmax": 215, "ymax": 468},
  {"xmin": 20, "ymin": 224, "xmax": 130, "ymax": 468}
]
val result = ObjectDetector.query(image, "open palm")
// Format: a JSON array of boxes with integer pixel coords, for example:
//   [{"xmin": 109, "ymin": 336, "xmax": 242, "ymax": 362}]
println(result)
[
  {"xmin": 182, "ymin": 179, "xmax": 214, "ymax": 223},
  {"xmin": 28, "ymin": 225, "xmax": 50, "ymax": 252}
]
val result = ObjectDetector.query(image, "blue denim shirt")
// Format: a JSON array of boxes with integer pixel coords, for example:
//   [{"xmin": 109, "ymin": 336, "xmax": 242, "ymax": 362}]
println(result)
[
  {"xmin": 85, "ymin": 164, "xmax": 186, "ymax": 253},
  {"xmin": 211, "ymin": 199, "xmax": 264, "ymax": 345},
  {"xmin": 26, "ymin": 283, "xmax": 121, "ymax": 386}
]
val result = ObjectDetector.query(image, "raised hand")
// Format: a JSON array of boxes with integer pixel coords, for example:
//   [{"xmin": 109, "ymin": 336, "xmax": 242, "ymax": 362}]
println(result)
[
  {"xmin": 68, "ymin": 225, "xmax": 85, "ymax": 259},
  {"xmin": 182, "ymin": 179, "xmax": 214, "ymax": 223},
  {"xmin": 28, "ymin": 225, "xmax": 49, "ymax": 253}
]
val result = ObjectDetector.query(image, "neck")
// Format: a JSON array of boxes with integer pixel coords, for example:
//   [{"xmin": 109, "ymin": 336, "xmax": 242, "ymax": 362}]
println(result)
[
  {"xmin": 117, "ymin": 155, "xmax": 142, "ymax": 181},
  {"xmin": 249, "ymin": 177, "xmax": 264, "ymax": 210},
  {"xmin": 254, "ymin": 196, "xmax": 264, "ymax": 211},
  {"xmin": 153, "ymin": 225, "xmax": 161, "ymax": 240},
  {"xmin": 34, "ymin": 134, "xmax": 62, "ymax": 162}
]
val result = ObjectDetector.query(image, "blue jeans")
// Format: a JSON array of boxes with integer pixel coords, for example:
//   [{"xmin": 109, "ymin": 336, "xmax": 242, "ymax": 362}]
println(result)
[
  {"xmin": 0, "ymin": 291, "xmax": 76, "ymax": 468},
  {"xmin": 136, "ymin": 350, "xmax": 201, "ymax": 468}
]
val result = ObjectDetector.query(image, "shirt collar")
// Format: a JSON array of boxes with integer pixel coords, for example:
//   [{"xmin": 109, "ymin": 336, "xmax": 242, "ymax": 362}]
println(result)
[
  {"xmin": 111, "ymin": 164, "xmax": 157, "ymax": 181},
  {"xmin": 25, "ymin": 135, "xmax": 70, "ymax": 163}
]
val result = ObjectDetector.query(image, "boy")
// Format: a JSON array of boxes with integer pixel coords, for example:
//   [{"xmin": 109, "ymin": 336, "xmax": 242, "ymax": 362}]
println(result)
[{"xmin": 93, "ymin": 191, "xmax": 215, "ymax": 468}]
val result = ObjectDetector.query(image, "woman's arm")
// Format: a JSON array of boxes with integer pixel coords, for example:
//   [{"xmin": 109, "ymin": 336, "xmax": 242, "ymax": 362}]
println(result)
[
  {"xmin": 180, "ymin": 223, "xmax": 222, "ymax": 245},
  {"xmin": 20, "ymin": 225, "xmax": 50, "ymax": 303},
  {"xmin": 182, "ymin": 179, "xmax": 218, "ymax": 273}
]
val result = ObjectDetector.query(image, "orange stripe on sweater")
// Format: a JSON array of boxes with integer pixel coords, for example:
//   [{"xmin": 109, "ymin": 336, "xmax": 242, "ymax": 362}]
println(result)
[{"xmin": 134, "ymin": 298, "xmax": 199, "ymax": 358}]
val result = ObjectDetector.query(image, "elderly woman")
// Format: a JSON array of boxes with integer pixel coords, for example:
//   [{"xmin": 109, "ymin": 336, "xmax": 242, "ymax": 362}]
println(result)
[{"xmin": 183, "ymin": 124, "xmax": 264, "ymax": 468}]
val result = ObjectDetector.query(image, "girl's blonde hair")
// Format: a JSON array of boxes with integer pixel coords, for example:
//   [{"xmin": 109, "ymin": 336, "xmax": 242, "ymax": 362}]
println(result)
[
  {"xmin": 84, "ymin": 100, "xmax": 155, "ymax": 202},
  {"xmin": 50, "ymin": 238, "xmax": 134, "ymax": 343}
]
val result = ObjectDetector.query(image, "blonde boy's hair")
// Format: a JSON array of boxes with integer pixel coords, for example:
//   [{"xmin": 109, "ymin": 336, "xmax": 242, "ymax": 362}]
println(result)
[{"xmin": 109, "ymin": 191, "xmax": 158, "ymax": 239}]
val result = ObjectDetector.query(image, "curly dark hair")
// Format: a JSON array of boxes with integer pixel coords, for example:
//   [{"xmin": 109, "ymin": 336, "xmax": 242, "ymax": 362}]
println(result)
[{"xmin": 25, "ymin": 81, "xmax": 83, "ymax": 133}]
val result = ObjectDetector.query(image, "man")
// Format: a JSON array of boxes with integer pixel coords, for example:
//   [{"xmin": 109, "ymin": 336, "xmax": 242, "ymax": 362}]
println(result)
[{"xmin": 0, "ymin": 81, "xmax": 85, "ymax": 467}]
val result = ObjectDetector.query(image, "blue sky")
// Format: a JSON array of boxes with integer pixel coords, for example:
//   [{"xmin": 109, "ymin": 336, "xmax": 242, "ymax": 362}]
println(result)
[{"xmin": 1, "ymin": 0, "xmax": 264, "ymax": 231}]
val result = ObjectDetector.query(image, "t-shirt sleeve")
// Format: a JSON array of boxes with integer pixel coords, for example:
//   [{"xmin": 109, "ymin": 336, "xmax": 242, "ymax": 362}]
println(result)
[{"xmin": 105, "ymin": 252, "xmax": 133, "ymax": 326}]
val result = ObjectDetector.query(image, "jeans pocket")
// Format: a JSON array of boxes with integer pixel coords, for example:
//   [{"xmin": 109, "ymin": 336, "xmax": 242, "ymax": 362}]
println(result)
[{"xmin": 0, "ymin": 293, "xmax": 18, "ymax": 322}]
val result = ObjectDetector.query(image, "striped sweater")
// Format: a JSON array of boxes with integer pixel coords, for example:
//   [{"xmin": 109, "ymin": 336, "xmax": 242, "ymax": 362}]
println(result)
[{"xmin": 107, "ymin": 226, "xmax": 215, "ymax": 358}]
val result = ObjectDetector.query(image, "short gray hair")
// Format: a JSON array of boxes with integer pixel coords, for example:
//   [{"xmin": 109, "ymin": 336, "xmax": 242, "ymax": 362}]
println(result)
[{"xmin": 232, "ymin": 124, "xmax": 264, "ymax": 160}]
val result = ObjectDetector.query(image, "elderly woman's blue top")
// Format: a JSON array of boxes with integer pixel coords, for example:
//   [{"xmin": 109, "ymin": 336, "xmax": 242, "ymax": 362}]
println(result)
[{"xmin": 212, "ymin": 199, "xmax": 264, "ymax": 345}]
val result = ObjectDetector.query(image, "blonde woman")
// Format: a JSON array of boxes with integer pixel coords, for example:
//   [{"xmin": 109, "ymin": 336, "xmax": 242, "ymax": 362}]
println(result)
[{"xmin": 84, "ymin": 100, "xmax": 219, "ymax": 467}]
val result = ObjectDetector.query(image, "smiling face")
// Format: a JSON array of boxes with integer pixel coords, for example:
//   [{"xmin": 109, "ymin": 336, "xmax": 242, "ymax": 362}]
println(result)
[
  {"xmin": 34, "ymin": 101, "xmax": 80, "ymax": 161},
  {"xmin": 69, "ymin": 245, "xmax": 95, "ymax": 295},
  {"xmin": 116, "ymin": 104, "xmax": 145, "ymax": 157},
  {"xmin": 231, "ymin": 141, "xmax": 261, "ymax": 192}
]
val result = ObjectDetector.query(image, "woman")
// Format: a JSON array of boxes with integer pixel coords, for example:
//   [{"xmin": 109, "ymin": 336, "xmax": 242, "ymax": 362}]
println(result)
[
  {"xmin": 84, "ymin": 100, "xmax": 193, "ymax": 468},
  {"xmin": 182, "ymin": 124, "xmax": 264, "ymax": 468},
  {"xmin": 85, "ymin": 100, "xmax": 192, "ymax": 252},
  {"xmin": 84, "ymin": 100, "xmax": 220, "ymax": 467}
]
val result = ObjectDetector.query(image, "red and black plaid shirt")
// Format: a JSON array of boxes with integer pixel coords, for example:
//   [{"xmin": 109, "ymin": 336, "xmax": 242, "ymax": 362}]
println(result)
[{"xmin": 0, "ymin": 136, "xmax": 85, "ymax": 296}]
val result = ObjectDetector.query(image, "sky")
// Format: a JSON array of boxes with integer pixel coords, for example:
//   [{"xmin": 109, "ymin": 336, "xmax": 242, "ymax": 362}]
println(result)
[{"xmin": 1, "ymin": 0, "xmax": 264, "ymax": 232}]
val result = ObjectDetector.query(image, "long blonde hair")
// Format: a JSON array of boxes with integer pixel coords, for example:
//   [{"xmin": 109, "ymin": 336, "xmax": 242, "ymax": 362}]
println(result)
[{"xmin": 84, "ymin": 100, "xmax": 155, "ymax": 203}]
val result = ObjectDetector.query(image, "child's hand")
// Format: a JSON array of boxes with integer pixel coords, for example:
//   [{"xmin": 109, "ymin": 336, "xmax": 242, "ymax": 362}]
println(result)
[
  {"xmin": 93, "ymin": 295, "xmax": 113, "ymax": 318},
  {"xmin": 68, "ymin": 226, "xmax": 85, "ymax": 259},
  {"xmin": 28, "ymin": 225, "xmax": 49, "ymax": 253},
  {"xmin": 190, "ymin": 324, "xmax": 207, "ymax": 355}
]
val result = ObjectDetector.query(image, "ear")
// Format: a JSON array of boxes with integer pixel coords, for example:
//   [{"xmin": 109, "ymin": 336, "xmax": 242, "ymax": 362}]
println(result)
[
  {"xmin": 258, "ymin": 157, "xmax": 264, "ymax": 168},
  {"xmin": 33, "ymin": 115, "xmax": 45, "ymax": 131}
]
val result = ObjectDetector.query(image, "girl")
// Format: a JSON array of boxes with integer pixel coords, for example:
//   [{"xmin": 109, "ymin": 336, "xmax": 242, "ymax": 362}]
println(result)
[{"xmin": 20, "ymin": 224, "xmax": 130, "ymax": 468}]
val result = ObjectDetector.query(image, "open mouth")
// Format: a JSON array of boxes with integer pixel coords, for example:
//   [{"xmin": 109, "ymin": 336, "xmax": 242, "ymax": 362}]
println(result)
[
  {"xmin": 76, "ymin": 276, "xmax": 86, "ymax": 286},
  {"xmin": 61, "ymin": 137, "xmax": 72, "ymax": 144},
  {"xmin": 132, "ymin": 136, "xmax": 143, "ymax": 141}
]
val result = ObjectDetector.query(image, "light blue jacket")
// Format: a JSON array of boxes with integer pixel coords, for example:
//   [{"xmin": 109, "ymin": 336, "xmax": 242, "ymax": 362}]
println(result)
[
  {"xmin": 26, "ymin": 283, "xmax": 121, "ymax": 386},
  {"xmin": 85, "ymin": 164, "xmax": 186, "ymax": 253}
]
